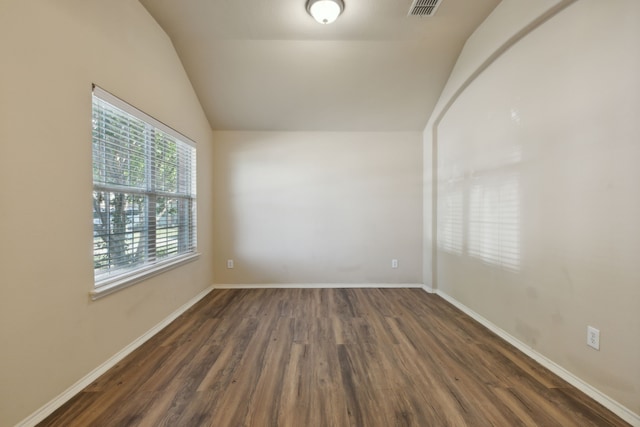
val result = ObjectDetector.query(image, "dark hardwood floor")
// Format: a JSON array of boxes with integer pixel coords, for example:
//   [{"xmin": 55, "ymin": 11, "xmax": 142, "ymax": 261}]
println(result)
[{"xmin": 40, "ymin": 288, "xmax": 629, "ymax": 426}]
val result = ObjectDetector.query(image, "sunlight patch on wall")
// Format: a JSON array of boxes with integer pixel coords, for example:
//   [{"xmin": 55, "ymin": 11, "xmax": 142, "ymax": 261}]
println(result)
[
  {"xmin": 437, "ymin": 169, "xmax": 521, "ymax": 272},
  {"xmin": 468, "ymin": 174, "xmax": 520, "ymax": 271},
  {"xmin": 440, "ymin": 187, "xmax": 464, "ymax": 255}
]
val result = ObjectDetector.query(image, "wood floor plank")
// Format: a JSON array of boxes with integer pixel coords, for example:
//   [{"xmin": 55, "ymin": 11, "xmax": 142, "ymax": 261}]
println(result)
[{"xmin": 38, "ymin": 288, "xmax": 630, "ymax": 427}]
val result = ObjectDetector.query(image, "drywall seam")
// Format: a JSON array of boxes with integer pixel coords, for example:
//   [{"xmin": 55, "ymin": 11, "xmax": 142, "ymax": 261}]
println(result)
[
  {"xmin": 431, "ymin": 289, "xmax": 640, "ymax": 427},
  {"xmin": 16, "ymin": 285, "xmax": 215, "ymax": 427}
]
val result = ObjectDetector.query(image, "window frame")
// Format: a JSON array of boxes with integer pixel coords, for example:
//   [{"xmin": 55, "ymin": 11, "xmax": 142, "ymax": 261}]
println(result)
[{"xmin": 90, "ymin": 85, "xmax": 198, "ymax": 300}]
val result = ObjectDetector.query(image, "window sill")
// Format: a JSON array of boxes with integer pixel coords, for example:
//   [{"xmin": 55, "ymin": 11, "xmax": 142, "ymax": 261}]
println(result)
[{"xmin": 90, "ymin": 252, "xmax": 201, "ymax": 301}]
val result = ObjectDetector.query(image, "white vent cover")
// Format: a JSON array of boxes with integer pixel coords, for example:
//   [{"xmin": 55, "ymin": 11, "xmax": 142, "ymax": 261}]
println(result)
[{"xmin": 408, "ymin": 0, "xmax": 443, "ymax": 16}]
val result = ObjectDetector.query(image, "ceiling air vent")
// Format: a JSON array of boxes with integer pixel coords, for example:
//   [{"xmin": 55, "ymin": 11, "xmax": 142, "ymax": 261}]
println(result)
[{"xmin": 408, "ymin": 0, "xmax": 443, "ymax": 17}]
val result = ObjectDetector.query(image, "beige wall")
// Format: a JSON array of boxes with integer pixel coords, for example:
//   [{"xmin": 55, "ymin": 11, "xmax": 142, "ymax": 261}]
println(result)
[
  {"xmin": 213, "ymin": 131, "xmax": 423, "ymax": 285},
  {"xmin": 422, "ymin": 0, "xmax": 572, "ymax": 288},
  {"xmin": 0, "ymin": 1, "xmax": 214, "ymax": 425},
  {"xmin": 425, "ymin": 0, "xmax": 640, "ymax": 416}
]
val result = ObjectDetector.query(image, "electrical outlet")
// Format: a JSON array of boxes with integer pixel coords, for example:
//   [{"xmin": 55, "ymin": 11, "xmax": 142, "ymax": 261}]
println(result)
[
  {"xmin": 587, "ymin": 326, "xmax": 600, "ymax": 350},
  {"xmin": 227, "ymin": 259, "xmax": 234, "ymax": 269},
  {"xmin": 391, "ymin": 259, "xmax": 398, "ymax": 269}
]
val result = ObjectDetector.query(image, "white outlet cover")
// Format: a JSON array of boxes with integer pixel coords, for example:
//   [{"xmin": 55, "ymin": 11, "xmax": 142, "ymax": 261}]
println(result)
[{"xmin": 587, "ymin": 326, "xmax": 600, "ymax": 350}]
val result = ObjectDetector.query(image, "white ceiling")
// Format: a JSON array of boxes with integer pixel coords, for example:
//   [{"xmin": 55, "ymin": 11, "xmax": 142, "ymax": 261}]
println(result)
[{"xmin": 139, "ymin": 0, "xmax": 500, "ymax": 131}]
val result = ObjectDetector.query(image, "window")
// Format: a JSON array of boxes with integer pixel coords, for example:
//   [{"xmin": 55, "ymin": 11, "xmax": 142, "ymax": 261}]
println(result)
[{"xmin": 91, "ymin": 85, "xmax": 197, "ymax": 297}]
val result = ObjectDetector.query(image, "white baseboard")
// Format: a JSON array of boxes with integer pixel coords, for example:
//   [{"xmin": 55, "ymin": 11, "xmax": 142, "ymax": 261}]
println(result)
[
  {"xmin": 421, "ymin": 283, "xmax": 435, "ymax": 294},
  {"xmin": 16, "ymin": 285, "xmax": 214, "ymax": 427},
  {"xmin": 431, "ymin": 289, "xmax": 640, "ymax": 427},
  {"xmin": 213, "ymin": 283, "xmax": 424, "ymax": 289}
]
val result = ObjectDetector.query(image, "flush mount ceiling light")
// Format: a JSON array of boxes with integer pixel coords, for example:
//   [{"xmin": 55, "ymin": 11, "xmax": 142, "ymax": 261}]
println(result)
[{"xmin": 306, "ymin": 0, "xmax": 344, "ymax": 24}]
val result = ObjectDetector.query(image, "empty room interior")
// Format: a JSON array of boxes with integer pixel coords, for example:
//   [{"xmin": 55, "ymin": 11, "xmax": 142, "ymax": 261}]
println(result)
[{"xmin": 1, "ymin": 0, "xmax": 639, "ymax": 426}]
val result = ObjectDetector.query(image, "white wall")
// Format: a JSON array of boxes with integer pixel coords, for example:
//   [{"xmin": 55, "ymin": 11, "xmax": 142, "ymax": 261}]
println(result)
[
  {"xmin": 425, "ymin": 0, "xmax": 639, "ymax": 417},
  {"xmin": 0, "ymin": 1, "xmax": 214, "ymax": 425},
  {"xmin": 213, "ymin": 131, "xmax": 423, "ymax": 285}
]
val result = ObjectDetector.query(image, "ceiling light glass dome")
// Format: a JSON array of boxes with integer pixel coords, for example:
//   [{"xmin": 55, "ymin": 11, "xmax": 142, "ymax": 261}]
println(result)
[{"xmin": 307, "ymin": 0, "xmax": 344, "ymax": 24}]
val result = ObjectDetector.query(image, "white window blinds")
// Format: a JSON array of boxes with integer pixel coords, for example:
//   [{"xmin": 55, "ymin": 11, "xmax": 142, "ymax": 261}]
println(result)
[{"xmin": 92, "ymin": 85, "xmax": 197, "ymax": 291}]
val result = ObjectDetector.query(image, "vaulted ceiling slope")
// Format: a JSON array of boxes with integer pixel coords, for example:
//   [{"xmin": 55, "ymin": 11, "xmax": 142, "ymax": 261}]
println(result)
[{"xmin": 139, "ymin": 0, "xmax": 500, "ymax": 131}]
